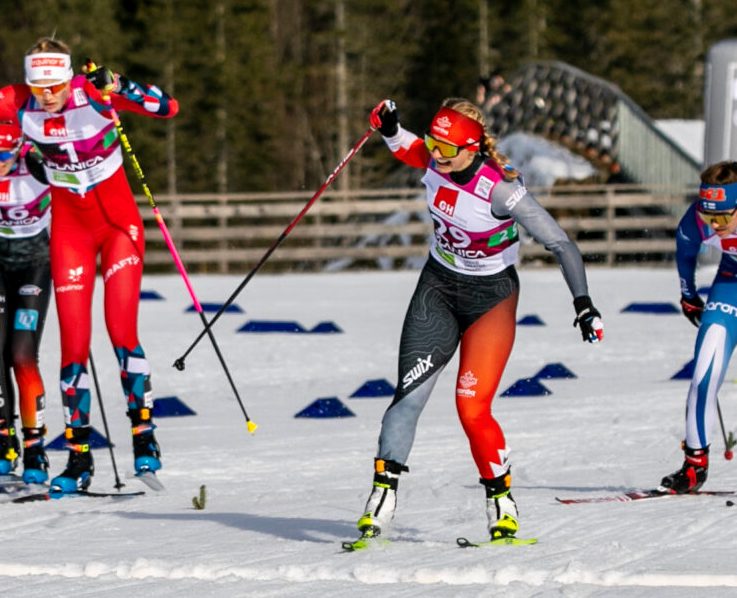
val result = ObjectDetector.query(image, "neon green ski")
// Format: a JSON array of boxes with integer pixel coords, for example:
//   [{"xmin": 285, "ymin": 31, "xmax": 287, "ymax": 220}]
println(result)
[{"xmin": 341, "ymin": 536, "xmax": 391, "ymax": 552}]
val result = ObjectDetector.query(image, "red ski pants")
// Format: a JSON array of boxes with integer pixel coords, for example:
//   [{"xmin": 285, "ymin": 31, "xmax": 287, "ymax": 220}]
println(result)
[{"xmin": 50, "ymin": 167, "xmax": 145, "ymax": 367}]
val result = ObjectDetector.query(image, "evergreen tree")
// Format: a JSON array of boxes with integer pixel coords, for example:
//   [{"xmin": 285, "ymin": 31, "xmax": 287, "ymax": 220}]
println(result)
[
  {"xmin": 0, "ymin": 0, "xmax": 732, "ymax": 192},
  {"xmin": 593, "ymin": 0, "xmax": 701, "ymax": 117}
]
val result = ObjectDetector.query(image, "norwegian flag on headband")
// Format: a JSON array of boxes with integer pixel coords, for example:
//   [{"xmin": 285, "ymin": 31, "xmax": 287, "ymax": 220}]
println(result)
[{"xmin": 24, "ymin": 52, "xmax": 73, "ymax": 84}]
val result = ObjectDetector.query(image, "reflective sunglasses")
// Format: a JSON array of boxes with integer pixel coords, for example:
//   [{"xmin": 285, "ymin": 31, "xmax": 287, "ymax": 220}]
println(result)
[
  {"xmin": 698, "ymin": 208, "xmax": 737, "ymax": 228},
  {"xmin": 424, "ymin": 134, "xmax": 474, "ymax": 159},
  {"xmin": 28, "ymin": 81, "xmax": 68, "ymax": 96},
  {"xmin": 0, "ymin": 148, "xmax": 19, "ymax": 162}
]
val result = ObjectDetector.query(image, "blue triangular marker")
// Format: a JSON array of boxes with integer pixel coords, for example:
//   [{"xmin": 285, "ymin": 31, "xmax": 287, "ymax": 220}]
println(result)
[
  {"xmin": 295, "ymin": 397, "xmax": 355, "ymax": 418},
  {"xmin": 517, "ymin": 314, "xmax": 545, "ymax": 326},
  {"xmin": 153, "ymin": 396, "xmax": 197, "ymax": 417},
  {"xmin": 671, "ymin": 359, "xmax": 695, "ymax": 380},
  {"xmin": 47, "ymin": 426, "xmax": 111, "ymax": 450},
  {"xmin": 621, "ymin": 302, "xmax": 679, "ymax": 314},
  {"xmin": 309, "ymin": 321, "xmax": 343, "ymax": 333},
  {"xmin": 238, "ymin": 320, "xmax": 306, "ymax": 333},
  {"xmin": 350, "ymin": 378, "xmax": 396, "ymax": 398},
  {"xmin": 140, "ymin": 290, "xmax": 164, "ymax": 300},
  {"xmin": 186, "ymin": 303, "xmax": 243, "ymax": 314},
  {"xmin": 501, "ymin": 378, "xmax": 552, "ymax": 397},
  {"xmin": 535, "ymin": 363, "xmax": 577, "ymax": 379}
]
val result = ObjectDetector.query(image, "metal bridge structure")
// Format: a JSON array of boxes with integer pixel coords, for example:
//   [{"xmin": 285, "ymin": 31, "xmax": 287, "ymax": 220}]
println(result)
[{"xmin": 485, "ymin": 61, "xmax": 701, "ymax": 187}]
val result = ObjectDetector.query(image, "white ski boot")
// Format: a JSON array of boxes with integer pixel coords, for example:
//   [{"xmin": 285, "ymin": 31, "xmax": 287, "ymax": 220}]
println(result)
[
  {"xmin": 482, "ymin": 472, "xmax": 519, "ymax": 539},
  {"xmin": 356, "ymin": 459, "xmax": 408, "ymax": 538}
]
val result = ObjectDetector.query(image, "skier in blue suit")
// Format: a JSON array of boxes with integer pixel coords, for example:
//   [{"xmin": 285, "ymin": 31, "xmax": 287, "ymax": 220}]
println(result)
[{"xmin": 662, "ymin": 160, "xmax": 737, "ymax": 492}]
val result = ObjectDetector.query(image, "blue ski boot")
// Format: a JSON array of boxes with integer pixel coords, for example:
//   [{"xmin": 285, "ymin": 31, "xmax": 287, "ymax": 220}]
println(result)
[
  {"xmin": 130, "ymin": 409, "xmax": 162, "ymax": 474},
  {"xmin": 0, "ymin": 425, "xmax": 20, "ymax": 475},
  {"xmin": 133, "ymin": 428, "xmax": 162, "ymax": 473},
  {"xmin": 22, "ymin": 427, "xmax": 49, "ymax": 484},
  {"xmin": 49, "ymin": 428, "xmax": 94, "ymax": 493}
]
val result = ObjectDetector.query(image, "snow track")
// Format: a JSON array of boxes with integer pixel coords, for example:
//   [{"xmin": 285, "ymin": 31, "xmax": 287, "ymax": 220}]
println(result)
[{"xmin": 1, "ymin": 268, "xmax": 736, "ymax": 597}]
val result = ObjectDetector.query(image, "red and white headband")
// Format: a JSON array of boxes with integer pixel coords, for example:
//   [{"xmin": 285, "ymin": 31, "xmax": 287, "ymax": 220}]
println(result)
[
  {"xmin": 24, "ymin": 52, "xmax": 73, "ymax": 84},
  {"xmin": 429, "ymin": 107, "xmax": 484, "ymax": 151},
  {"xmin": 0, "ymin": 123, "xmax": 22, "ymax": 150}
]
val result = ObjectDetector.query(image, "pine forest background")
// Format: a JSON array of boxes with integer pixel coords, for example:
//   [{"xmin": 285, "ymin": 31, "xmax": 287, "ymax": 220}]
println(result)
[{"xmin": 1, "ymin": 0, "xmax": 736, "ymax": 195}]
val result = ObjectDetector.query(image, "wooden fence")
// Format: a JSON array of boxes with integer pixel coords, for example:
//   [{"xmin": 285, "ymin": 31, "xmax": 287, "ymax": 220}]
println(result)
[{"xmin": 136, "ymin": 184, "xmax": 694, "ymax": 273}]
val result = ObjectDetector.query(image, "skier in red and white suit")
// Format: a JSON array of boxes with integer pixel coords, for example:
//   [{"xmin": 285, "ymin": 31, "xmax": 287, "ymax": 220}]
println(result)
[
  {"xmin": 353, "ymin": 98, "xmax": 604, "ymax": 545},
  {"xmin": 0, "ymin": 37, "xmax": 178, "ymax": 493}
]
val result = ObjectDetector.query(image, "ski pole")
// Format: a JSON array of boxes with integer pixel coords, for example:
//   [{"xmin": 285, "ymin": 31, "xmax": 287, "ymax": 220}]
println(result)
[
  {"xmin": 717, "ymin": 398, "xmax": 735, "ymax": 460},
  {"xmin": 89, "ymin": 351, "xmax": 124, "ymax": 489},
  {"xmin": 174, "ymin": 126, "xmax": 376, "ymax": 370},
  {"xmin": 85, "ymin": 60, "xmax": 257, "ymax": 434}
]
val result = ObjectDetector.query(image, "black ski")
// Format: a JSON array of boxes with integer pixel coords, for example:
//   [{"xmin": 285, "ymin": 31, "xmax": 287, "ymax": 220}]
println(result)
[
  {"xmin": 6, "ymin": 489, "xmax": 144, "ymax": 504},
  {"xmin": 556, "ymin": 488, "xmax": 736, "ymax": 504},
  {"xmin": 457, "ymin": 536, "xmax": 538, "ymax": 547}
]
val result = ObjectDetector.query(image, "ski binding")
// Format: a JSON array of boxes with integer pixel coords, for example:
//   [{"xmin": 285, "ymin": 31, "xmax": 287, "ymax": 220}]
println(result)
[{"xmin": 457, "ymin": 536, "xmax": 538, "ymax": 547}]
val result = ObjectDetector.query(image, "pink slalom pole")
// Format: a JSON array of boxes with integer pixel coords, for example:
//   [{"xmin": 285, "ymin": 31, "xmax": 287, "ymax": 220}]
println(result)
[
  {"xmin": 174, "ymin": 126, "xmax": 376, "ymax": 368},
  {"xmin": 87, "ymin": 61, "xmax": 257, "ymax": 432}
]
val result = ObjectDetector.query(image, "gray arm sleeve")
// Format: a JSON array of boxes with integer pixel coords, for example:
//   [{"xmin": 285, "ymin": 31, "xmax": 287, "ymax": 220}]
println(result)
[{"xmin": 492, "ymin": 179, "xmax": 589, "ymax": 298}]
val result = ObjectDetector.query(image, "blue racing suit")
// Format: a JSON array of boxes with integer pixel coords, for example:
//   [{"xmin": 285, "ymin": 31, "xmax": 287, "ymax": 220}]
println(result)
[{"xmin": 676, "ymin": 202, "xmax": 737, "ymax": 449}]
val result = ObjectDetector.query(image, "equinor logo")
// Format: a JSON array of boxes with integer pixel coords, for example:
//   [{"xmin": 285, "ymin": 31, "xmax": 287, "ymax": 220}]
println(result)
[{"xmin": 705, "ymin": 301, "xmax": 737, "ymax": 317}]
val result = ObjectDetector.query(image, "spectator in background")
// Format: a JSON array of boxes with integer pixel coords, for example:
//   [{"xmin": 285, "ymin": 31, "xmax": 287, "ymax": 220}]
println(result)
[{"xmin": 477, "ymin": 69, "xmax": 511, "ymax": 113}]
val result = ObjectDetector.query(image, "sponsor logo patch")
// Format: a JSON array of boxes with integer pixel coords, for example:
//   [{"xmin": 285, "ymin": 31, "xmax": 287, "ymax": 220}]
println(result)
[
  {"xmin": 474, "ymin": 176, "xmax": 494, "ymax": 199},
  {"xmin": 44, "ymin": 115, "xmax": 68, "ymax": 138},
  {"xmin": 68, "ymin": 266, "xmax": 83, "ymax": 282},
  {"xmin": 402, "ymin": 354, "xmax": 434, "ymax": 389},
  {"xmin": 699, "ymin": 187, "xmax": 726, "ymax": 201},
  {"xmin": 19, "ymin": 285, "xmax": 42, "ymax": 296},
  {"xmin": 705, "ymin": 301, "xmax": 737, "ymax": 317},
  {"xmin": 103, "ymin": 255, "xmax": 141, "ymax": 282},
  {"xmin": 14, "ymin": 308, "xmax": 38, "ymax": 331},
  {"xmin": 457, "ymin": 370, "xmax": 478, "ymax": 398},
  {"xmin": 0, "ymin": 180, "xmax": 10, "ymax": 203},
  {"xmin": 504, "ymin": 185, "xmax": 527, "ymax": 211},
  {"xmin": 433, "ymin": 187, "xmax": 459, "ymax": 217}
]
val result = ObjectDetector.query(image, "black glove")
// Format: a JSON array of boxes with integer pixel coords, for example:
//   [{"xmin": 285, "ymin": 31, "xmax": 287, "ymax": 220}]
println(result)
[
  {"xmin": 573, "ymin": 295, "xmax": 604, "ymax": 343},
  {"xmin": 680, "ymin": 294, "xmax": 704, "ymax": 327},
  {"xmin": 369, "ymin": 99, "xmax": 399, "ymax": 137},
  {"xmin": 83, "ymin": 61, "xmax": 119, "ymax": 93}
]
